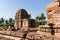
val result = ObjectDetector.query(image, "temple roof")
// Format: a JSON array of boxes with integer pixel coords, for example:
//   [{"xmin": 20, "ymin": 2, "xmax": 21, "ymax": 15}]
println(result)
[
  {"xmin": 16, "ymin": 9, "xmax": 28, "ymax": 15},
  {"xmin": 15, "ymin": 9, "xmax": 29, "ymax": 19}
]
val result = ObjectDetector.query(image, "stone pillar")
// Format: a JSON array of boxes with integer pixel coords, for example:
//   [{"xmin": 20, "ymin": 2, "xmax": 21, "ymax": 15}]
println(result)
[
  {"xmin": 19, "ymin": 20, "xmax": 22, "ymax": 29},
  {"xmin": 21, "ymin": 19, "xmax": 29, "ymax": 31},
  {"xmin": 14, "ymin": 20, "xmax": 18, "ymax": 30},
  {"xmin": 18, "ymin": 14, "xmax": 22, "ymax": 29}
]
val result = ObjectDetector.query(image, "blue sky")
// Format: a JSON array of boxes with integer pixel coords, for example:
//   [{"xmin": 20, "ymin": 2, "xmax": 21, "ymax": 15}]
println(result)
[{"xmin": 0, "ymin": 0, "xmax": 53, "ymax": 19}]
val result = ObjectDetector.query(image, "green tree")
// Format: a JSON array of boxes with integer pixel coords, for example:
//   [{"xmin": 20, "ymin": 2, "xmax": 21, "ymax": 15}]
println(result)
[
  {"xmin": 28, "ymin": 14, "xmax": 31, "ymax": 19},
  {"xmin": 35, "ymin": 13, "xmax": 46, "ymax": 27},
  {"xmin": 0, "ymin": 17, "xmax": 4, "ymax": 23},
  {"xmin": 36, "ymin": 16, "xmax": 40, "ymax": 22},
  {"xmin": 5, "ymin": 20, "xmax": 8, "ymax": 24},
  {"xmin": 9, "ymin": 18, "xmax": 13, "ymax": 24},
  {"xmin": 8, "ymin": 18, "xmax": 14, "ymax": 27},
  {"xmin": 0, "ymin": 20, "xmax": 1, "ymax": 24},
  {"xmin": 40, "ymin": 13, "xmax": 46, "ymax": 25},
  {"xmin": 36, "ymin": 16, "xmax": 40, "ymax": 27}
]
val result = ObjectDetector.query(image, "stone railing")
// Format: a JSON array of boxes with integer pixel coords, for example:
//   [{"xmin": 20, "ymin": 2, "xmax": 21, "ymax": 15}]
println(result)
[{"xmin": 40, "ymin": 27, "xmax": 60, "ymax": 33}]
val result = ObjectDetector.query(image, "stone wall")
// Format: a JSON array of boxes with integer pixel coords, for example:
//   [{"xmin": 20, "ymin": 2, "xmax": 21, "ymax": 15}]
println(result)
[{"xmin": 46, "ymin": 0, "xmax": 60, "ymax": 27}]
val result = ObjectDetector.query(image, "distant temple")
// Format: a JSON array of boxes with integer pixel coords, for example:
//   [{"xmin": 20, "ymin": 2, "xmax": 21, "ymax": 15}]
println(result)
[{"xmin": 14, "ymin": 9, "xmax": 35, "ymax": 30}]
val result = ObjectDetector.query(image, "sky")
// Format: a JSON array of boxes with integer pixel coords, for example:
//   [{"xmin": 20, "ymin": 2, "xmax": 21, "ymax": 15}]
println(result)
[{"xmin": 0, "ymin": 0, "xmax": 53, "ymax": 19}]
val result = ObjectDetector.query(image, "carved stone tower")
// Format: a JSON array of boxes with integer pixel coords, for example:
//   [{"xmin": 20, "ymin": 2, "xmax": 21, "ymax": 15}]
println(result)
[
  {"xmin": 14, "ymin": 9, "xmax": 35, "ymax": 30},
  {"xmin": 46, "ymin": 0, "xmax": 60, "ymax": 27},
  {"xmin": 14, "ymin": 9, "xmax": 29, "ymax": 29}
]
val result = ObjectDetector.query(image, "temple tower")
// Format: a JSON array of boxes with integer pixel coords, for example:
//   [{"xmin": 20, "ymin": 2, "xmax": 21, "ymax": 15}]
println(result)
[
  {"xmin": 46, "ymin": 0, "xmax": 60, "ymax": 27},
  {"xmin": 14, "ymin": 9, "xmax": 36, "ymax": 30},
  {"xmin": 14, "ymin": 9, "xmax": 29, "ymax": 29}
]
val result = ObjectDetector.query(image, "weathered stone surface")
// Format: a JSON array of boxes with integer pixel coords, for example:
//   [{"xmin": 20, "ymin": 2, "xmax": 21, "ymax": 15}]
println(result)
[
  {"xmin": 14, "ymin": 9, "xmax": 29, "ymax": 29},
  {"xmin": 46, "ymin": 0, "xmax": 60, "ymax": 26}
]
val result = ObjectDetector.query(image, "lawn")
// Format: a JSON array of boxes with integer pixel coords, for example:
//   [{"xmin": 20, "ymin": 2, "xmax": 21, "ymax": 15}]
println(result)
[{"xmin": 0, "ymin": 25, "xmax": 9, "ymax": 29}]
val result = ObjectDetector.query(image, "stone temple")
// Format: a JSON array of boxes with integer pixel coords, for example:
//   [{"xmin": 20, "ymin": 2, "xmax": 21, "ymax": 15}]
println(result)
[
  {"xmin": 14, "ymin": 9, "xmax": 35, "ymax": 30},
  {"xmin": 0, "ymin": 0, "xmax": 60, "ymax": 40}
]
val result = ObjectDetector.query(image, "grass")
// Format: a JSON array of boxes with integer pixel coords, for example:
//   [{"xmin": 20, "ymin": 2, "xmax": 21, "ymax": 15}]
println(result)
[
  {"xmin": 0, "ymin": 25, "xmax": 9, "ymax": 29},
  {"xmin": 0, "ymin": 24, "xmax": 14, "ymax": 29}
]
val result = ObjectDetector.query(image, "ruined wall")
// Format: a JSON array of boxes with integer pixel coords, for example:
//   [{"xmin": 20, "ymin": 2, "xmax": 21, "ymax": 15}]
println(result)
[{"xmin": 46, "ymin": 0, "xmax": 60, "ymax": 27}]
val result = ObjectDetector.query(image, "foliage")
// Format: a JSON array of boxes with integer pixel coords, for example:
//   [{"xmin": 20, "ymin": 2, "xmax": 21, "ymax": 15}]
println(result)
[
  {"xmin": 36, "ymin": 21, "xmax": 40, "ymax": 27},
  {"xmin": 36, "ymin": 16, "xmax": 40, "ymax": 22},
  {"xmin": 0, "ymin": 17, "xmax": 5, "ymax": 24},
  {"xmin": 35, "ymin": 13, "xmax": 47, "ymax": 27},
  {"xmin": 0, "ymin": 17, "xmax": 14, "ymax": 29},
  {"xmin": 28, "ymin": 14, "xmax": 31, "ymax": 19},
  {"xmin": 5, "ymin": 20, "xmax": 8, "ymax": 24},
  {"xmin": 0, "ymin": 21, "xmax": 1, "ymax": 24},
  {"xmin": 9, "ymin": 18, "xmax": 13, "ymax": 24},
  {"xmin": 0, "ymin": 25, "xmax": 9, "ymax": 29},
  {"xmin": 0, "ymin": 17, "xmax": 4, "ymax": 22}
]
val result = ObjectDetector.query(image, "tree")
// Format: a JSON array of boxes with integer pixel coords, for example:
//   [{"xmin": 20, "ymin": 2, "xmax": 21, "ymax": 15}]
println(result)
[
  {"xmin": 28, "ymin": 14, "xmax": 31, "ymax": 19},
  {"xmin": 0, "ymin": 20, "xmax": 1, "ymax": 24},
  {"xmin": 40, "ymin": 13, "xmax": 46, "ymax": 25},
  {"xmin": 36, "ymin": 16, "xmax": 40, "ymax": 27},
  {"xmin": 8, "ymin": 18, "xmax": 14, "ymax": 27},
  {"xmin": 5, "ymin": 20, "xmax": 8, "ymax": 24},
  {"xmin": 0, "ymin": 17, "xmax": 4, "ymax": 22},
  {"xmin": 9, "ymin": 18, "xmax": 13, "ymax": 24},
  {"xmin": 0, "ymin": 17, "xmax": 5, "ymax": 25},
  {"xmin": 36, "ymin": 16, "xmax": 40, "ymax": 22},
  {"xmin": 35, "ymin": 13, "xmax": 46, "ymax": 27}
]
